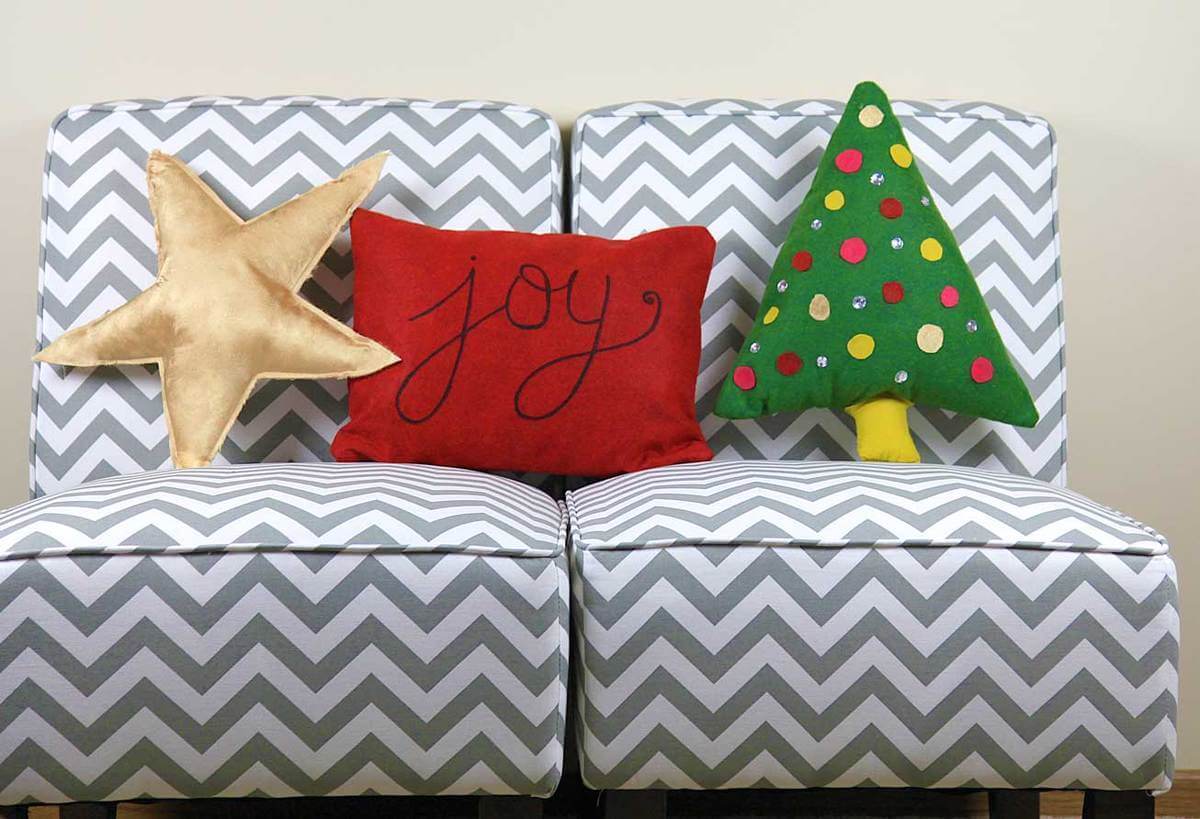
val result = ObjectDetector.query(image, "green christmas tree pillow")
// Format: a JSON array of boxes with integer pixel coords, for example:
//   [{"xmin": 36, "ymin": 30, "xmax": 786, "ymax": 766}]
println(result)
[{"xmin": 716, "ymin": 81, "xmax": 1038, "ymax": 463}]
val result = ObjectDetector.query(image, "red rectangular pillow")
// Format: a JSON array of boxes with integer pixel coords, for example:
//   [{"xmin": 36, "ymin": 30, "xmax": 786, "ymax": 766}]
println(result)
[{"xmin": 332, "ymin": 211, "xmax": 716, "ymax": 476}]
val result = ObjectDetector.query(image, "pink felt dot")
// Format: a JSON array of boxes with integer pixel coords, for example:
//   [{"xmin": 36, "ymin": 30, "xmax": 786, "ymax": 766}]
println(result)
[
  {"xmin": 840, "ymin": 237, "xmax": 868, "ymax": 264},
  {"xmin": 971, "ymin": 357, "xmax": 995, "ymax": 384},
  {"xmin": 835, "ymin": 149, "xmax": 863, "ymax": 174},
  {"xmin": 940, "ymin": 285, "xmax": 960, "ymax": 308},
  {"xmin": 733, "ymin": 365, "xmax": 757, "ymax": 391}
]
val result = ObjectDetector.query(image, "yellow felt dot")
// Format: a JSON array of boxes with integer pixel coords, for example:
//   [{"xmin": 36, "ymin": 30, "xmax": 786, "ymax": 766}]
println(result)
[
  {"xmin": 824, "ymin": 189, "xmax": 845, "ymax": 211},
  {"xmin": 763, "ymin": 306, "xmax": 780, "ymax": 325},
  {"xmin": 809, "ymin": 293, "xmax": 830, "ymax": 321},
  {"xmin": 917, "ymin": 323, "xmax": 944, "ymax": 354},
  {"xmin": 858, "ymin": 105, "xmax": 884, "ymax": 128},
  {"xmin": 920, "ymin": 238, "xmax": 944, "ymax": 262},
  {"xmin": 889, "ymin": 144, "xmax": 913, "ymax": 168},
  {"xmin": 847, "ymin": 333, "xmax": 875, "ymax": 360}
]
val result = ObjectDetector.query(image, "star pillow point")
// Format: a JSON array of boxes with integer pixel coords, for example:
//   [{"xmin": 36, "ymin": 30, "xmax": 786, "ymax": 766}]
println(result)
[{"xmin": 34, "ymin": 150, "xmax": 400, "ymax": 468}]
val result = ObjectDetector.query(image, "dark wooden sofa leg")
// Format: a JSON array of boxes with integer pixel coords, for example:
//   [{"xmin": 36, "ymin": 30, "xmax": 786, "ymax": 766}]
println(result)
[
  {"xmin": 0, "ymin": 806, "xmax": 29, "ymax": 819},
  {"xmin": 60, "ymin": 806, "xmax": 118, "ymax": 819},
  {"xmin": 603, "ymin": 789, "xmax": 666, "ymax": 819},
  {"xmin": 988, "ymin": 789, "xmax": 1040, "ymax": 818},
  {"xmin": 478, "ymin": 795, "xmax": 544, "ymax": 818},
  {"xmin": 1082, "ymin": 789, "xmax": 1155, "ymax": 819}
]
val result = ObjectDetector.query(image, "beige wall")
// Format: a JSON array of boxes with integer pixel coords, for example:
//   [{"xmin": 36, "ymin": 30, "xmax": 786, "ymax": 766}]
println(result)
[{"xmin": 2, "ymin": 0, "xmax": 1198, "ymax": 766}]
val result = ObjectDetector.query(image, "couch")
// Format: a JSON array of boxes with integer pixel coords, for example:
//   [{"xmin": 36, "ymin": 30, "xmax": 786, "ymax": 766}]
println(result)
[{"xmin": 0, "ymin": 95, "xmax": 1177, "ymax": 819}]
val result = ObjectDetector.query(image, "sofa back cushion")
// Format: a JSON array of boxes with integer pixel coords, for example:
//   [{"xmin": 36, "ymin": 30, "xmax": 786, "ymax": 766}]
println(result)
[
  {"xmin": 570, "ymin": 99, "xmax": 1064, "ymax": 484},
  {"xmin": 31, "ymin": 97, "xmax": 562, "ymax": 496}
]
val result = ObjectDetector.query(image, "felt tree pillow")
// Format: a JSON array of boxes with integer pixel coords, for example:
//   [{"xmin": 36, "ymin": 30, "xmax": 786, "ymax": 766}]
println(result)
[
  {"xmin": 716, "ymin": 81, "xmax": 1038, "ymax": 463},
  {"xmin": 332, "ymin": 211, "xmax": 716, "ymax": 476}
]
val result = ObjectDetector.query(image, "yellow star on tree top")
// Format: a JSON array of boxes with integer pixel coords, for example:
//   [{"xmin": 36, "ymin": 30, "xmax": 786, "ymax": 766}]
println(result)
[{"xmin": 35, "ymin": 150, "xmax": 400, "ymax": 468}]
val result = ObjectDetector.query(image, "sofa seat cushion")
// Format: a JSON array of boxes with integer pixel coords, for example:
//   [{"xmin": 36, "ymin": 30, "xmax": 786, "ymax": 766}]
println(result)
[
  {"xmin": 0, "ymin": 462, "xmax": 568, "ymax": 802},
  {"xmin": 567, "ymin": 460, "xmax": 1177, "ymax": 791},
  {"xmin": 567, "ymin": 460, "xmax": 1166, "ymax": 556},
  {"xmin": 0, "ymin": 462, "xmax": 564, "ymax": 561}
]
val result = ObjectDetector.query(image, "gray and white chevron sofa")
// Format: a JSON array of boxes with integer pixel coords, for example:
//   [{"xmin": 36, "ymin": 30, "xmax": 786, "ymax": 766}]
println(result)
[{"xmin": 0, "ymin": 96, "xmax": 1177, "ymax": 819}]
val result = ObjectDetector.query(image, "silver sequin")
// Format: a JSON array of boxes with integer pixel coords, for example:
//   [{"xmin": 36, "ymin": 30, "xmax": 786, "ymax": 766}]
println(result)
[
  {"xmin": 852, "ymin": 295, "xmax": 867, "ymax": 310},
  {"xmin": 816, "ymin": 355, "xmax": 829, "ymax": 368},
  {"xmin": 750, "ymin": 342, "xmax": 761, "ymax": 353},
  {"xmin": 894, "ymin": 370, "xmax": 909, "ymax": 384},
  {"xmin": 810, "ymin": 219, "xmax": 822, "ymax": 230},
  {"xmin": 966, "ymin": 319, "xmax": 978, "ymax": 333},
  {"xmin": 890, "ymin": 237, "xmax": 904, "ymax": 250},
  {"xmin": 920, "ymin": 195, "xmax": 931, "ymax": 206},
  {"xmin": 776, "ymin": 280, "xmax": 789, "ymax": 293},
  {"xmin": 870, "ymin": 172, "xmax": 885, "ymax": 186}
]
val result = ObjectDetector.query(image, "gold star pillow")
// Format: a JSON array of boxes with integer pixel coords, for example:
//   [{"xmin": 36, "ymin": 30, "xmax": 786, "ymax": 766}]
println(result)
[{"xmin": 34, "ymin": 151, "xmax": 400, "ymax": 468}]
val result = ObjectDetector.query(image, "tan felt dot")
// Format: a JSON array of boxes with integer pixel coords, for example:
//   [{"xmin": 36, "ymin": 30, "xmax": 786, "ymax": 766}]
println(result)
[
  {"xmin": 858, "ymin": 104, "xmax": 884, "ymax": 128},
  {"xmin": 917, "ymin": 323, "xmax": 945, "ymax": 354},
  {"xmin": 809, "ymin": 293, "xmax": 830, "ymax": 321}
]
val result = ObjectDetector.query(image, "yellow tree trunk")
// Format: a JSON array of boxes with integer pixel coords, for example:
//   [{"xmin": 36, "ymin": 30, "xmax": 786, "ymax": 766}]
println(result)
[{"xmin": 846, "ymin": 397, "xmax": 920, "ymax": 463}]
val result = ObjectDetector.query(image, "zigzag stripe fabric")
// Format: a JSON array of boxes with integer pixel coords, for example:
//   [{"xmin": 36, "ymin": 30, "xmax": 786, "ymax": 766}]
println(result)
[
  {"xmin": 0, "ymin": 462, "xmax": 563, "ymax": 560},
  {"xmin": 0, "ymin": 463, "xmax": 569, "ymax": 802},
  {"xmin": 32, "ymin": 97, "xmax": 563, "ymax": 497},
  {"xmin": 567, "ymin": 461, "xmax": 1178, "ymax": 791},
  {"xmin": 570, "ymin": 99, "xmax": 1065, "ymax": 484},
  {"xmin": 568, "ymin": 461, "xmax": 1166, "ymax": 555}
]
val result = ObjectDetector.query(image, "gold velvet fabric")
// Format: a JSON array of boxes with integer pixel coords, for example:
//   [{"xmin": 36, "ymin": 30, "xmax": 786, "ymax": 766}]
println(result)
[{"xmin": 34, "ymin": 151, "xmax": 400, "ymax": 468}]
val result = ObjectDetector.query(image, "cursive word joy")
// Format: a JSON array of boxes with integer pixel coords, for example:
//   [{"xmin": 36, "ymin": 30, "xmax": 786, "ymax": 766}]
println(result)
[{"xmin": 395, "ymin": 261, "xmax": 662, "ymax": 422}]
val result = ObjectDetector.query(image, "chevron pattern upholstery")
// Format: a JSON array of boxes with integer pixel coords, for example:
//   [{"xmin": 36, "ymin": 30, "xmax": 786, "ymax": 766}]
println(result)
[
  {"xmin": 0, "ymin": 462, "xmax": 563, "ymax": 559},
  {"xmin": 0, "ymin": 463, "xmax": 569, "ymax": 802},
  {"xmin": 10, "ymin": 94, "xmax": 1177, "ymax": 809},
  {"xmin": 32, "ymin": 97, "xmax": 562, "ymax": 498},
  {"xmin": 568, "ymin": 460, "xmax": 1178, "ymax": 791},
  {"xmin": 570, "ymin": 99, "xmax": 1065, "ymax": 484},
  {"xmin": 567, "ymin": 461, "xmax": 1167, "ymax": 556}
]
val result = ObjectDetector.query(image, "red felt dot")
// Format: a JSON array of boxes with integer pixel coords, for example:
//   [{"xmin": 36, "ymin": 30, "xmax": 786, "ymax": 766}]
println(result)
[
  {"xmin": 882, "ymin": 281, "xmax": 905, "ymax": 303},
  {"xmin": 940, "ymin": 285, "xmax": 960, "ymax": 308},
  {"xmin": 879, "ymin": 198, "xmax": 904, "ymax": 219},
  {"xmin": 835, "ymin": 149, "xmax": 863, "ymax": 174},
  {"xmin": 776, "ymin": 352, "xmax": 803, "ymax": 376},
  {"xmin": 733, "ymin": 365, "xmax": 757, "ymax": 390},
  {"xmin": 792, "ymin": 250, "xmax": 813, "ymax": 272},
  {"xmin": 840, "ymin": 237, "xmax": 868, "ymax": 264},
  {"xmin": 971, "ymin": 357, "xmax": 995, "ymax": 384}
]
